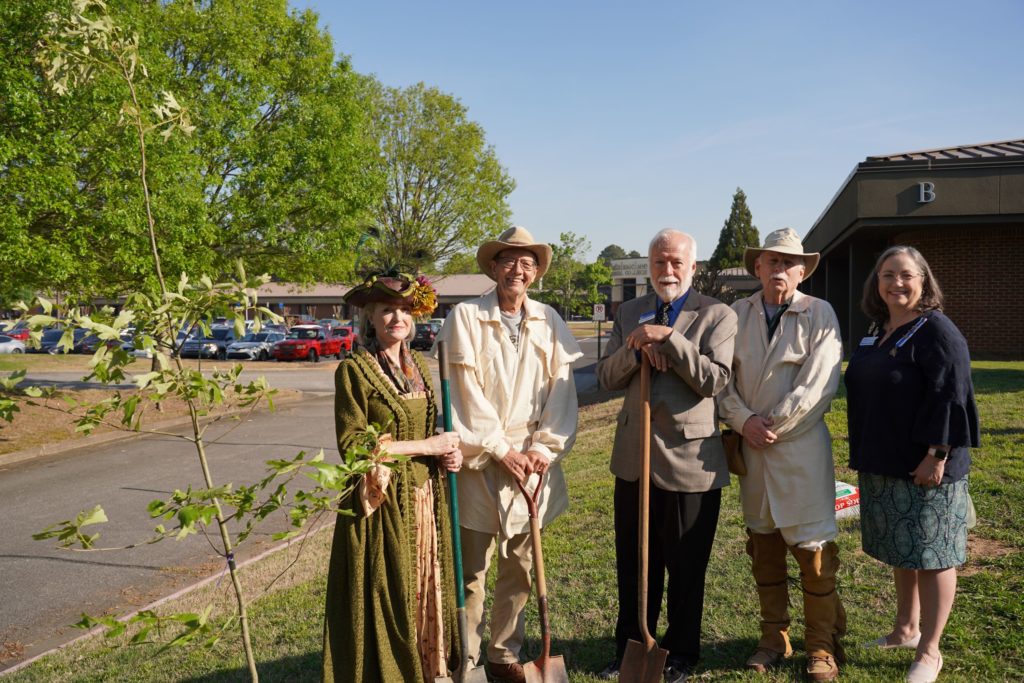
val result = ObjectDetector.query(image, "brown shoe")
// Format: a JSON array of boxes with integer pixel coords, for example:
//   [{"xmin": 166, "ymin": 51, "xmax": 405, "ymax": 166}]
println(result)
[
  {"xmin": 806, "ymin": 654, "xmax": 839, "ymax": 681},
  {"xmin": 487, "ymin": 660, "xmax": 525, "ymax": 683},
  {"xmin": 746, "ymin": 647, "xmax": 790, "ymax": 673}
]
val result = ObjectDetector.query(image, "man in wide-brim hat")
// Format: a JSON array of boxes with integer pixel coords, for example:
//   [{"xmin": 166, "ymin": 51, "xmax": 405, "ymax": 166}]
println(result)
[
  {"xmin": 434, "ymin": 226, "xmax": 581, "ymax": 683},
  {"xmin": 718, "ymin": 228, "xmax": 847, "ymax": 681}
]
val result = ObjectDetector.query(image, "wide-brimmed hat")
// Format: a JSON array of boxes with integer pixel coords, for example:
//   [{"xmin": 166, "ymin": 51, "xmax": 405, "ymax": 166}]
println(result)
[
  {"xmin": 344, "ymin": 271, "xmax": 437, "ymax": 317},
  {"xmin": 743, "ymin": 228, "xmax": 820, "ymax": 281},
  {"xmin": 476, "ymin": 226, "xmax": 552, "ymax": 281}
]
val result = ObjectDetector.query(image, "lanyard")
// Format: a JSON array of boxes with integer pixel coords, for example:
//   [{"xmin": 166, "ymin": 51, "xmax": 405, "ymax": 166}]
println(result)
[{"xmin": 890, "ymin": 316, "xmax": 928, "ymax": 357}]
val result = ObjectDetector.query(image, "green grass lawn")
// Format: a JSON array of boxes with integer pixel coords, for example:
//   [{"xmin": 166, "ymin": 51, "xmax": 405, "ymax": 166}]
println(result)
[{"xmin": 7, "ymin": 362, "xmax": 1023, "ymax": 681}]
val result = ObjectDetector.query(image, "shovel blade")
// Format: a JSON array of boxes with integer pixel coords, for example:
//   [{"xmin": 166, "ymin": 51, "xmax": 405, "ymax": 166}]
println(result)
[
  {"xmin": 523, "ymin": 655, "xmax": 569, "ymax": 683},
  {"xmin": 619, "ymin": 638, "xmax": 669, "ymax": 683},
  {"xmin": 455, "ymin": 660, "xmax": 489, "ymax": 683}
]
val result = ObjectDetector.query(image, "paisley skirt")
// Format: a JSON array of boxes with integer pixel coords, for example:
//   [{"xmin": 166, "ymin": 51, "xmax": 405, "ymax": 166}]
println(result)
[{"xmin": 858, "ymin": 472, "xmax": 969, "ymax": 569}]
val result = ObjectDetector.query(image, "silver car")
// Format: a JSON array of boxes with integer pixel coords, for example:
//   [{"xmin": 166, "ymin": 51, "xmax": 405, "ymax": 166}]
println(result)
[
  {"xmin": 226, "ymin": 331, "xmax": 285, "ymax": 361},
  {"xmin": 0, "ymin": 334, "xmax": 25, "ymax": 354}
]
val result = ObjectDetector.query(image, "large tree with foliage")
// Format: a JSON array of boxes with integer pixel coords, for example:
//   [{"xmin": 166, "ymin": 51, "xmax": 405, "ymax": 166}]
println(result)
[
  {"xmin": 536, "ymin": 232, "xmax": 610, "ymax": 317},
  {"xmin": 695, "ymin": 187, "xmax": 760, "ymax": 303},
  {"xmin": 364, "ymin": 82, "xmax": 515, "ymax": 275},
  {"xmin": 0, "ymin": 0, "xmax": 380, "ymax": 298},
  {"xmin": 709, "ymin": 187, "xmax": 759, "ymax": 270},
  {"xmin": 597, "ymin": 244, "xmax": 642, "ymax": 264}
]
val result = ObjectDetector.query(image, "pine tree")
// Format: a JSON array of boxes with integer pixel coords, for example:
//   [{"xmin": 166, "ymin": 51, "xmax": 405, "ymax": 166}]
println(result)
[{"xmin": 709, "ymin": 188, "xmax": 760, "ymax": 270}]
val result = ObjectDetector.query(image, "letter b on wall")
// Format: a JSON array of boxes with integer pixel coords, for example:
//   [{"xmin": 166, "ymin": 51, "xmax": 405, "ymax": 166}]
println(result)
[{"xmin": 918, "ymin": 181, "xmax": 936, "ymax": 203}]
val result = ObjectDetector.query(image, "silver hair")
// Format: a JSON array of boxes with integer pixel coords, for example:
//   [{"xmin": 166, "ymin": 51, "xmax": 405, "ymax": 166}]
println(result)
[{"xmin": 648, "ymin": 229, "xmax": 696, "ymax": 258}]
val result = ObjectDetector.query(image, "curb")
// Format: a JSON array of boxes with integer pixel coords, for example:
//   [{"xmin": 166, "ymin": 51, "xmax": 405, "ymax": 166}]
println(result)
[
  {"xmin": 0, "ymin": 520, "xmax": 337, "ymax": 677},
  {"xmin": 0, "ymin": 392, "xmax": 315, "ymax": 468}
]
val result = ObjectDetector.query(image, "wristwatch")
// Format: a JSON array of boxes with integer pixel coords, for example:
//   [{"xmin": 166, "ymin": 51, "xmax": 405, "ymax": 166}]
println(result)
[{"xmin": 927, "ymin": 446, "xmax": 950, "ymax": 461}]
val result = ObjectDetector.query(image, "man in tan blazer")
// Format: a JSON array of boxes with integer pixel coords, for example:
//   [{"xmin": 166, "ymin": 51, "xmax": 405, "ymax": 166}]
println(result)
[{"xmin": 596, "ymin": 229, "xmax": 737, "ymax": 683}]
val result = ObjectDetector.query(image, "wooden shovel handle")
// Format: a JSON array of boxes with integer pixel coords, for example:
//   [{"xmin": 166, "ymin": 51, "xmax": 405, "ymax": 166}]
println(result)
[{"xmin": 638, "ymin": 357, "xmax": 655, "ymax": 647}]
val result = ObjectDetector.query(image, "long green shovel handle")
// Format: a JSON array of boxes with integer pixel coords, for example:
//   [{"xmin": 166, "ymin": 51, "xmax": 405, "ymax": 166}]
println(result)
[{"xmin": 437, "ymin": 341, "xmax": 466, "ymax": 609}]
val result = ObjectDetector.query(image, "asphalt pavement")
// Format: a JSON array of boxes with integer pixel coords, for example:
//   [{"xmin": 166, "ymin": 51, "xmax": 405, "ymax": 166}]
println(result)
[{"xmin": 0, "ymin": 337, "xmax": 608, "ymax": 673}]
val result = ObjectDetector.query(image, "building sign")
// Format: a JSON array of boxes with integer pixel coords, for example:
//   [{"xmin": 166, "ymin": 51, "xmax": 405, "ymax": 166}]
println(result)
[
  {"xmin": 918, "ymin": 181, "xmax": 936, "ymax": 203},
  {"xmin": 611, "ymin": 257, "xmax": 649, "ymax": 279}
]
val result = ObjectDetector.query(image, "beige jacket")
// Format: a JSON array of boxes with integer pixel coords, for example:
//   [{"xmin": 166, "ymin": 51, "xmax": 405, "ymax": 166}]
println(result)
[
  {"xmin": 717, "ymin": 290, "xmax": 842, "ymax": 528},
  {"xmin": 597, "ymin": 291, "xmax": 737, "ymax": 492},
  {"xmin": 435, "ymin": 291, "xmax": 582, "ymax": 537}
]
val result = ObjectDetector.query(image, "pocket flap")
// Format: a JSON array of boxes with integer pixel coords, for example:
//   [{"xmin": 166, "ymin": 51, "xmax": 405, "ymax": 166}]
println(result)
[{"xmin": 679, "ymin": 422, "xmax": 716, "ymax": 439}]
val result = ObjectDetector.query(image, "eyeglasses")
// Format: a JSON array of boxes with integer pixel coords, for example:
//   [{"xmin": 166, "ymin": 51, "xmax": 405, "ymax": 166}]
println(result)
[
  {"xmin": 495, "ymin": 256, "xmax": 538, "ymax": 272},
  {"xmin": 879, "ymin": 271, "xmax": 921, "ymax": 284}
]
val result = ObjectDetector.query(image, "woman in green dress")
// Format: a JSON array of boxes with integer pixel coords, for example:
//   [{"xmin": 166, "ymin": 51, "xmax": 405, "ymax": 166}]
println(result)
[{"xmin": 322, "ymin": 272, "xmax": 463, "ymax": 683}]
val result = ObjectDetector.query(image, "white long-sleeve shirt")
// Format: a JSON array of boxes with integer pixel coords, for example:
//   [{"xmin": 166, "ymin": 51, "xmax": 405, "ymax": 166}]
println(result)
[{"xmin": 435, "ymin": 290, "xmax": 582, "ymax": 537}]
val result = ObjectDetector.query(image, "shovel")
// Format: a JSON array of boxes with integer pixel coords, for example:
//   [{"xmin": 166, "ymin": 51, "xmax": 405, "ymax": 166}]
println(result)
[
  {"xmin": 514, "ymin": 474, "xmax": 569, "ymax": 683},
  {"xmin": 619, "ymin": 358, "xmax": 669, "ymax": 683},
  {"xmin": 437, "ymin": 342, "xmax": 488, "ymax": 683}
]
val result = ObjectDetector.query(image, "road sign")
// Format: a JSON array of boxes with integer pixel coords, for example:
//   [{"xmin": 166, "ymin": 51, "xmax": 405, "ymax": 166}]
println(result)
[{"xmin": 593, "ymin": 304, "xmax": 606, "ymax": 322}]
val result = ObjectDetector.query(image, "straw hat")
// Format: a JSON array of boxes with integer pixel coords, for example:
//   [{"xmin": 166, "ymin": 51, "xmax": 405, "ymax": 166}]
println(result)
[
  {"xmin": 476, "ymin": 226, "xmax": 552, "ymax": 280},
  {"xmin": 743, "ymin": 228, "xmax": 820, "ymax": 281}
]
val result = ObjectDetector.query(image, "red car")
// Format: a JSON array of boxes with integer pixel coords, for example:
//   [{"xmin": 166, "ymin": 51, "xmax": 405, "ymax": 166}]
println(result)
[
  {"xmin": 271, "ymin": 325, "xmax": 344, "ymax": 363},
  {"xmin": 331, "ymin": 326, "xmax": 357, "ymax": 355},
  {"xmin": 0, "ymin": 322, "xmax": 30, "ymax": 342}
]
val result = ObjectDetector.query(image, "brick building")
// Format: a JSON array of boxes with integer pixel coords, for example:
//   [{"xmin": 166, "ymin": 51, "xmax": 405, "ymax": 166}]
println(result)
[
  {"xmin": 256, "ymin": 273, "xmax": 494, "ymax": 321},
  {"xmin": 802, "ymin": 139, "xmax": 1024, "ymax": 358}
]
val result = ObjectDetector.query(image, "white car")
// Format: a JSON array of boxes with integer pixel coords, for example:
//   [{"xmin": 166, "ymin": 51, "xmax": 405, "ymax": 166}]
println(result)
[
  {"xmin": 226, "ymin": 331, "xmax": 285, "ymax": 361},
  {"xmin": 0, "ymin": 334, "xmax": 26, "ymax": 354}
]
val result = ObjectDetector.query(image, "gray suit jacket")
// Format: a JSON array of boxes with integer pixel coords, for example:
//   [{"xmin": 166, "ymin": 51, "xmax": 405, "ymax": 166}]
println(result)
[{"xmin": 596, "ymin": 290, "xmax": 737, "ymax": 492}]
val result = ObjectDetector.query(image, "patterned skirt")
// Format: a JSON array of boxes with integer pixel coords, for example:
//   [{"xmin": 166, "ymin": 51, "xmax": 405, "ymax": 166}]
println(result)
[{"xmin": 858, "ymin": 472, "xmax": 970, "ymax": 570}]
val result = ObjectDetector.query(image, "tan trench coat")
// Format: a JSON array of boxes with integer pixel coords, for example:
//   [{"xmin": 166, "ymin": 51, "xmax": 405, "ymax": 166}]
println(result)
[
  {"xmin": 435, "ymin": 291, "xmax": 582, "ymax": 538},
  {"xmin": 717, "ymin": 290, "xmax": 842, "ymax": 529}
]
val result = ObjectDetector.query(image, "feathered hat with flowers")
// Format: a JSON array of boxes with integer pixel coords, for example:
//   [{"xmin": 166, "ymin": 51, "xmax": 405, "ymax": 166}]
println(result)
[{"xmin": 343, "ymin": 271, "xmax": 438, "ymax": 318}]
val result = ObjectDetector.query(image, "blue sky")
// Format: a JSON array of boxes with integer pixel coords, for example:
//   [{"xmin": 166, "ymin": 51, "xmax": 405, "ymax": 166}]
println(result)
[{"xmin": 294, "ymin": 1, "xmax": 1023, "ymax": 260}]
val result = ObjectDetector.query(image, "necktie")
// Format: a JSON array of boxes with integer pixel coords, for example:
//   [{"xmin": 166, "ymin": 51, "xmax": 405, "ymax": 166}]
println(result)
[{"xmin": 654, "ymin": 301, "xmax": 671, "ymax": 326}]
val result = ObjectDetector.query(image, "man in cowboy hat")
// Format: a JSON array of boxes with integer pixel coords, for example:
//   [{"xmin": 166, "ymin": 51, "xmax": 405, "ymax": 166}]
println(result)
[
  {"xmin": 597, "ymin": 228, "xmax": 737, "ymax": 683},
  {"xmin": 434, "ymin": 226, "xmax": 582, "ymax": 683},
  {"xmin": 717, "ymin": 227, "xmax": 846, "ymax": 681}
]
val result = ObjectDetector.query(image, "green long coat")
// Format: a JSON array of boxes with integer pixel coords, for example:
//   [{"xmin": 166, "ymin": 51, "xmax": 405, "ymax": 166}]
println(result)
[{"xmin": 322, "ymin": 348, "xmax": 460, "ymax": 682}]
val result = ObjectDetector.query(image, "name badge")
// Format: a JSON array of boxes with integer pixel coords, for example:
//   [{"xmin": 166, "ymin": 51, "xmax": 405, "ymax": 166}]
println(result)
[
  {"xmin": 638, "ymin": 311, "xmax": 655, "ymax": 324},
  {"xmin": 859, "ymin": 336, "xmax": 877, "ymax": 347}
]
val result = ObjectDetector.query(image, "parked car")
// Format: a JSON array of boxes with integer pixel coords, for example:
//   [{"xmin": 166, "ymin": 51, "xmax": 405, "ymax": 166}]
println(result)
[
  {"xmin": 226, "ymin": 331, "xmax": 286, "ymax": 361},
  {"xmin": 0, "ymin": 334, "xmax": 25, "ymax": 354},
  {"xmin": 411, "ymin": 321, "xmax": 441, "ymax": 351},
  {"xmin": 32, "ymin": 327, "xmax": 89, "ymax": 354},
  {"xmin": 76, "ymin": 333, "xmax": 118, "ymax": 354},
  {"xmin": 331, "ymin": 326, "xmax": 357, "ymax": 356},
  {"xmin": 180, "ymin": 326, "xmax": 237, "ymax": 360},
  {"xmin": 0, "ymin": 322, "xmax": 30, "ymax": 342},
  {"xmin": 271, "ymin": 325, "xmax": 344, "ymax": 363},
  {"xmin": 317, "ymin": 318, "xmax": 344, "ymax": 330},
  {"xmin": 120, "ymin": 328, "xmax": 188, "ymax": 359}
]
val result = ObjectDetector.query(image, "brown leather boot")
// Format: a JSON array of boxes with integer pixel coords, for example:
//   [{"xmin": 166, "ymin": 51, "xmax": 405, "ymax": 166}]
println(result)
[
  {"xmin": 792, "ymin": 542, "xmax": 846, "ymax": 680},
  {"xmin": 746, "ymin": 530, "xmax": 793, "ymax": 671}
]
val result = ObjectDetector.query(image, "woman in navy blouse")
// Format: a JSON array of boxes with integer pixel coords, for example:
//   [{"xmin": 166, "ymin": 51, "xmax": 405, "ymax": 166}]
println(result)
[{"xmin": 845, "ymin": 246, "xmax": 979, "ymax": 683}]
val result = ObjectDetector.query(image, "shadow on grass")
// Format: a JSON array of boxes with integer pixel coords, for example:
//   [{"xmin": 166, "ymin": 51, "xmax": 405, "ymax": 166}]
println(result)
[
  {"xmin": 176, "ymin": 634, "xmax": 917, "ymax": 682},
  {"xmin": 579, "ymin": 389, "xmax": 623, "ymax": 408},
  {"xmin": 971, "ymin": 368, "xmax": 1024, "ymax": 395},
  {"xmin": 180, "ymin": 652, "xmax": 319, "ymax": 683}
]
